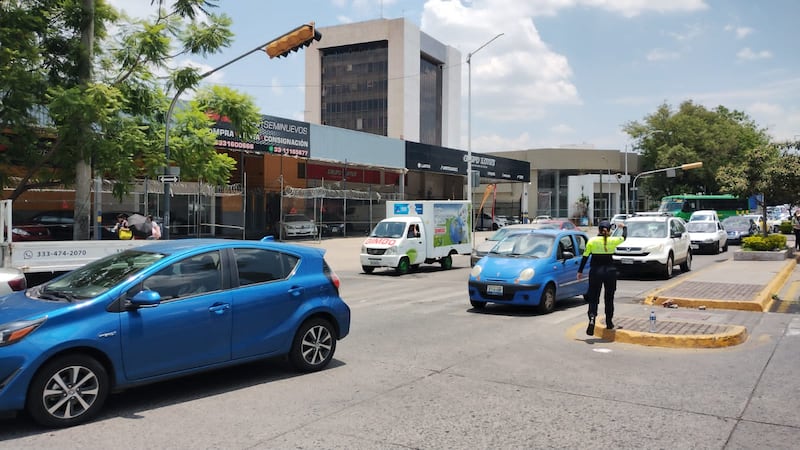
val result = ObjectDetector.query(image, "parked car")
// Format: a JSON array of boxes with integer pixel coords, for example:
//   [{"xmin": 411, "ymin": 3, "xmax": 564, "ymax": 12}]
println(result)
[
  {"xmin": 280, "ymin": 214, "xmax": 318, "ymax": 238},
  {"xmin": 475, "ymin": 212, "xmax": 507, "ymax": 230},
  {"xmin": 0, "ymin": 267, "xmax": 27, "ymax": 294},
  {"xmin": 722, "ymin": 216, "xmax": 760, "ymax": 244},
  {"xmin": 0, "ymin": 238, "xmax": 350, "ymax": 427},
  {"xmin": 468, "ymin": 229, "xmax": 590, "ymax": 313},
  {"xmin": 610, "ymin": 214, "xmax": 629, "ymax": 228},
  {"xmin": 742, "ymin": 214, "xmax": 766, "ymax": 232},
  {"xmin": 471, "ymin": 223, "xmax": 559, "ymax": 266},
  {"xmin": 26, "ymin": 210, "xmax": 75, "ymax": 240},
  {"xmin": 11, "ymin": 224, "xmax": 53, "ymax": 241},
  {"xmin": 686, "ymin": 220, "xmax": 728, "ymax": 254},
  {"xmin": 612, "ymin": 213, "xmax": 692, "ymax": 279}
]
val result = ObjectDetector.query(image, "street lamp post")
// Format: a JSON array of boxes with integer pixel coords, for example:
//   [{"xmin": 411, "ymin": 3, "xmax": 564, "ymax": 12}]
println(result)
[
  {"xmin": 631, "ymin": 161, "xmax": 703, "ymax": 212},
  {"xmin": 467, "ymin": 33, "xmax": 503, "ymax": 239}
]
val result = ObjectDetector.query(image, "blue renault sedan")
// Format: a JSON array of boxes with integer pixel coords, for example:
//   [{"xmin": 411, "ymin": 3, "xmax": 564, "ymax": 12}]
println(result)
[
  {"xmin": 0, "ymin": 238, "xmax": 350, "ymax": 428},
  {"xmin": 468, "ymin": 229, "xmax": 590, "ymax": 313}
]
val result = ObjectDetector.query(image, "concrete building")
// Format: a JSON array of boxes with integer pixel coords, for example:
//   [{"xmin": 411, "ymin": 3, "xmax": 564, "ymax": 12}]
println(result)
[{"xmin": 304, "ymin": 18, "xmax": 461, "ymax": 148}]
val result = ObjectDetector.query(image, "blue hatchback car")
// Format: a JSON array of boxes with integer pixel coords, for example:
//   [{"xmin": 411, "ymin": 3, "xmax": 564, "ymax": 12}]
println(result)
[
  {"xmin": 0, "ymin": 238, "xmax": 350, "ymax": 428},
  {"xmin": 468, "ymin": 229, "xmax": 590, "ymax": 313}
]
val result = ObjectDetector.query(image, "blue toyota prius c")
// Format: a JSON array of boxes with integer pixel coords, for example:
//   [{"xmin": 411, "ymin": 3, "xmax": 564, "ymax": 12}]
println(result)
[
  {"xmin": 0, "ymin": 238, "xmax": 350, "ymax": 428},
  {"xmin": 468, "ymin": 229, "xmax": 591, "ymax": 313}
]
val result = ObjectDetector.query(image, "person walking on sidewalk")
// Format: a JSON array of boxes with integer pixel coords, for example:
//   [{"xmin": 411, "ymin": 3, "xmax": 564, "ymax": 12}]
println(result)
[
  {"xmin": 793, "ymin": 210, "xmax": 800, "ymax": 250},
  {"xmin": 577, "ymin": 220, "xmax": 627, "ymax": 335}
]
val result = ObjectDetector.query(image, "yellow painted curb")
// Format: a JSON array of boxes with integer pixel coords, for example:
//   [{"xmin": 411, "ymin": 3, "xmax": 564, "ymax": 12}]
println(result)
[
  {"xmin": 592, "ymin": 323, "xmax": 748, "ymax": 348},
  {"xmin": 645, "ymin": 259, "xmax": 797, "ymax": 312}
]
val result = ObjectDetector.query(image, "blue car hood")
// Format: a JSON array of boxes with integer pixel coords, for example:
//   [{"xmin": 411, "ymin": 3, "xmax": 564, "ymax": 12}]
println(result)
[
  {"xmin": 0, "ymin": 291, "xmax": 69, "ymax": 322},
  {"xmin": 477, "ymin": 255, "xmax": 537, "ymax": 280}
]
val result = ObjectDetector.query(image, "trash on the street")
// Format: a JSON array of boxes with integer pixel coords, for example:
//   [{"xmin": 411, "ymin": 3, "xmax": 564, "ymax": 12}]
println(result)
[{"xmin": 698, "ymin": 305, "xmax": 707, "ymax": 310}]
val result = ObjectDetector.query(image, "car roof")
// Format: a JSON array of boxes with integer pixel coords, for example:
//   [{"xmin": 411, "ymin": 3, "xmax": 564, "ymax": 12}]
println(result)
[
  {"xmin": 626, "ymin": 214, "xmax": 673, "ymax": 222},
  {"xmin": 129, "ymin": 238, "xmax": 325, "ymax": 259},
  {"xmin": 504, "ymin": 228, "xmax": 582, "ymax": 237}
]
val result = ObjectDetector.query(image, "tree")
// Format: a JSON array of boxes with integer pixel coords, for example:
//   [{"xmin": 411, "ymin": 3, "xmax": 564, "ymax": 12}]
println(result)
[
  {"xmin": 0, "ymin": 0, "xmax": 262, "ymax": 238},
  {"xmin": 623, "ymin": 101, "xmax": 771, "ymax": 204},
  {"xmin": 717, "ymin": 141, "xmax": 800, "ymax": 236}
]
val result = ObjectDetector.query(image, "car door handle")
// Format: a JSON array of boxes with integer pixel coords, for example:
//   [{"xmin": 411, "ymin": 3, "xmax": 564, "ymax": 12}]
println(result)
[
  {"xmin": 209, "ymin": 303, "xmax": 231, "ymax": 315},
  {"xmin": 288, "ymin": 286, "xmax": 305, "ymax": 297}
]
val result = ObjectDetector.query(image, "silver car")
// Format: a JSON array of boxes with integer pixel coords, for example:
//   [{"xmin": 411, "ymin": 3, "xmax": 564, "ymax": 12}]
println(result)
[{"xmin": 281, "ymin": 214, "xmax": 318, "ymax": 238}]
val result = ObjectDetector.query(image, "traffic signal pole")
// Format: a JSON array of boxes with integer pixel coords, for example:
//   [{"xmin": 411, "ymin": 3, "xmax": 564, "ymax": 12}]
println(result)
[{"xmin": 162, "ymin": 23, "xmax": 321, "ymax": 239}]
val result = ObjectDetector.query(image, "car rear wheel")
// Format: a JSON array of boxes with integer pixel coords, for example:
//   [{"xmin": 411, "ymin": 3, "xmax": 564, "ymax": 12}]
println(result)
[
  {"xmin": 663, "ymin": 253, "xmax": 674, "ymax": 279},
  {"xmin": 538, "ymin": 283, "xmax": 556, "ymax": 314},
  {"xmin": 362, "ymin": 265, "xmax": 375, "ymax": 274},
  {"xmin": 470, "ymin": 299, "xmax": 486, "ymax": 310},
  {"xmin": 289, "ymin": 318, "xmax": 336, "ymax": 372},
  {"xmin": 679, "ymin": 251, "xmax": 691, "ymax": 273},
  {"xmin": 26, "ymin": 354, "xmax": 109, "ymax": 428}
]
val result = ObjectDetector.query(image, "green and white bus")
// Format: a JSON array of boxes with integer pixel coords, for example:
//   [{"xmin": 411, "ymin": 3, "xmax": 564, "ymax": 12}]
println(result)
[{"xmin": 658, "ymin": 194, "xmax": 749, "ymax": 221}]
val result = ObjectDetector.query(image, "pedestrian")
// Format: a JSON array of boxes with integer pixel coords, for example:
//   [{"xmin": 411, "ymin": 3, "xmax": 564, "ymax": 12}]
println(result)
[
  {"xmin": 792, "ymin": 210, "xmax": 800, "ymax": 250},
  {"xmin": 147, "ymin": 215, "xmax": 162, "ymax": 240},
  {"xmin": 111, "ymin": 213, "xmax": 132, "ymax": 240},
  {"xmin": 577, "ymin": 220, "xmax": 627, "ymax": 335}
]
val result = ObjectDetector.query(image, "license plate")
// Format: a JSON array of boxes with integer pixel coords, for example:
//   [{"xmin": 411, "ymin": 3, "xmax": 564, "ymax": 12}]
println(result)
[
  {"xmin": 691, "ymin": 244, "xmax": 699, "ymax": 249},
  {"xmin": 368, "ymin": 259, "xmax": 381, "ymax": 265},
  {"xmin": 486, "ymin": 285, "xmax": 503, "ymax": 295},
  {"xmin": 621, "ymin": 258, "xmax": 634, "ymax": 265}
]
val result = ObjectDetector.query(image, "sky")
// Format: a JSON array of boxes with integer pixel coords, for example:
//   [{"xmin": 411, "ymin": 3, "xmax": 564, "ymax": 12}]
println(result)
[{"xmin": 106, "ymin": 0, "xmax": 800, "ymax": 153}]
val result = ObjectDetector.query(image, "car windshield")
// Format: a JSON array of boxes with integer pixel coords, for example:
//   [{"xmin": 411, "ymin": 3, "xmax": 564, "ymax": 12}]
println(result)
[
  {"xmin": 487, "ymin": 227, "xmax": 514, "ymax": 241},
  {"xmin": 284, "ymin": 215, "xmax": 311, "ymax": 222},
  {"xmin": 690, "ymin": 214, "xmax": 714, "ymax": 222},
  {"xmin": 626, "ymin": 221, "xmax": 667, "ymax": 238},
  {"xmin": 687, "ymin": 222, "xmax": 716, "ymax": 233},
  {"xmin": 489, "ymin": 233, "xmax": 555, "ymax": 258},
  {"xmin": 33, "ymin": 250, "xmax": 165, "ymax": 301},
  {"xmin": 370, "ymin": 221, "xmax": 406, "ymax": 238}
]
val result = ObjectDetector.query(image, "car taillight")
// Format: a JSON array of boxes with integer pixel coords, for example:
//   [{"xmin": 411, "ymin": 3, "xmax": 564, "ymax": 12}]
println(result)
[
  {"xmin": 8, "ymin": 276, "xmax": 27, "ymax": 291},
  {"xmin": 323, "ymin": 261, "xmax": 340, "ymax": 292}
]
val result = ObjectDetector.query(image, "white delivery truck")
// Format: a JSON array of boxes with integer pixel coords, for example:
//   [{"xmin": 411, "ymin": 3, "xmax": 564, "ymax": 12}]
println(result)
[
  {"xmin": 360, "ymin": 200, "xmax": 472, "ymax": 274},
  {"xmin": 0, "ymin": 200, "xmax": 151, "ymax": 274}
]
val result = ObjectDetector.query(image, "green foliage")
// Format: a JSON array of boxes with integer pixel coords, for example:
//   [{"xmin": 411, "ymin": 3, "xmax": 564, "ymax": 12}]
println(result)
[
  {"xmin": 624, "ymin": 101, "xmax": 771, "ymax": 201},
  {"xmin": 742, "ymin": 234, "xmax": 786, "ymax": 251},
  {"xmin": 779, "ymin": 221, "xmax": 793, "ymax": 234}
]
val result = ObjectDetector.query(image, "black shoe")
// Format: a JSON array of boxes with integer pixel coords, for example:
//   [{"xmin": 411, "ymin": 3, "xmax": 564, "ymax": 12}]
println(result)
[
  {"xmin": 586, "ymin": 317, "xmax": 596, "ymax": 335},
  {"xmin": 606, "ymin": 319, "xmax": 614, "ymax": 329}
]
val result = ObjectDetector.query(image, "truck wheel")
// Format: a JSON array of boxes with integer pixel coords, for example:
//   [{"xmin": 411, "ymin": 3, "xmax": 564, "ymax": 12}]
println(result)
[
  {"xmin": 362, "ymin": 266, "xmax": 375, "ymax": 274},
  {"xmin": 440, "ymin": 254, "xmax": 453, "ymax": 270},
  {"xmin": 395, "ymin": 257, "xmax": 410, "ymax": 275}
]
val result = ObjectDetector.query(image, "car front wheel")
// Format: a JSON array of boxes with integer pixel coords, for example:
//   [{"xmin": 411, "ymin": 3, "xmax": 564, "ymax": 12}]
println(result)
[
  {"xmin": 26, "ymin": 354, "xmax": 109, "ymax": 428},
  {"xmin": 470, "ymin": 299, "xmax": 486, "ymax": 310},
  {"xmin": 290, "ymin": 318, "xmax": 336, "ymax": 372},
  {"xmin": 538, "ymin": 283, "xmax": 556, "ymax": 314}
]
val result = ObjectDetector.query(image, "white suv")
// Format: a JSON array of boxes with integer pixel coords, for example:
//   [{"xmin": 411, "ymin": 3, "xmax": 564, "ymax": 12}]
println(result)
[{"xmin": 612, "ymin": 214, "xmax": 692, "ymax": 279}]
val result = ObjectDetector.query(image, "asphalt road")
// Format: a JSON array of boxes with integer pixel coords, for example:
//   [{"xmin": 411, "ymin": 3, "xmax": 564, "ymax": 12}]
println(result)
[{"xmin": 1, "ymin": 234, "xmax": 798, "ymax": 449}]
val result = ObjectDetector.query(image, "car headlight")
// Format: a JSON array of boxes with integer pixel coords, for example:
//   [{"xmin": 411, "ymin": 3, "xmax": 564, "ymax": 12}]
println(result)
[
  {"xmin": 12, "ymin": 227, "xmax": 31, "ymax": 237},
  {"xmin": 361, "ymin": 245, "xmax": 367, "ymax": 253},
  {"xmin": 646, "ymin": 243, "xmax": 665, "ymax": 253},
  {"xmin": 703, "ymin": 238, "xmax": 715, "ymax": 243},
  {"xmin": 518, "ymin": 267, "xmax": 535, "ymax": 281},
  {"xmin": 470, "ymin": 265, "xmax": 482, "ymax": 278},
  {"xmin": 0, "ymin": 318, "xmax": 46, "ymax": 346},
  {"xmin": 384, "ymin": 246, "xmax": 397, "ymax": 255}
]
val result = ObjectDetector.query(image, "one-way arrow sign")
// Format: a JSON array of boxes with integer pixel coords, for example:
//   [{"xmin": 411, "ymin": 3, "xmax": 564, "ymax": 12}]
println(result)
[{"xmin": 158, "ymin": 175, "xmax": 179, "ymax": 183}]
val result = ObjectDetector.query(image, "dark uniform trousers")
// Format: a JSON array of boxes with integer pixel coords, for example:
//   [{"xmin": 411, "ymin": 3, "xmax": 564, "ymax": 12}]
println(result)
[{"xmin": 586, "ymin": 264, "xmax": 616, "ymax": 321}]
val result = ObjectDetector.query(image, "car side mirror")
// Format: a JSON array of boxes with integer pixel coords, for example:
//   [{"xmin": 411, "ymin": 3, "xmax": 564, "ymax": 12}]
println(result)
[
  {"xmin": 128, "ymin": 290, "xmax": 162, "ymax": 309},
  {"xmin": 561, "ymin": 251, "xmax": 574, "ymax": 260}
]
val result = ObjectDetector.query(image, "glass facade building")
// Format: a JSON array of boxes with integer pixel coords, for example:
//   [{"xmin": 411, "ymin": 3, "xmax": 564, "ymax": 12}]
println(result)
[
  {"xmin": 419, "ymin": 56, "xmax": 442, "ymax": 146},
  {"xmin": 320, "ymin": 41, "xmax": 389, "ymax": 137}
]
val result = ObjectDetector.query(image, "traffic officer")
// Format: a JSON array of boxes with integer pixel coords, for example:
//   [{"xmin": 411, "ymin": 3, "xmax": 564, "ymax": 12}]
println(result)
[{"xmin": 577, "ymin": 220, "xmax": 627, "ymax": 335}]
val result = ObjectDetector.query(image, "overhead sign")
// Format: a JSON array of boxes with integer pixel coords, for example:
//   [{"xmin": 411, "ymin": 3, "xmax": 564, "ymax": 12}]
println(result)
[
  {"xmin": 158, "ymin": 175, "xmax": 179, "ymax": 183},
  {"xmin": 210, "ymin": 114, "xmax": 311, "ymax": 158}
]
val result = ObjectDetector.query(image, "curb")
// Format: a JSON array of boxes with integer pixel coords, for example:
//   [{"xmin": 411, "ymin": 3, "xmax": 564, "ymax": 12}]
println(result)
[
  {"xmin": 591, "ymin": 322, "xmax": 749, "ymax": 349},
  {"xmin": 644, "ymin": 258, "xmax": 797, "ymax": 312}
]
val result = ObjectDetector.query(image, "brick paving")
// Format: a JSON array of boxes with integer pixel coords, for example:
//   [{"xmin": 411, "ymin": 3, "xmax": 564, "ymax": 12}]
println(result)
[
  {"xmin": 613, "ymin": 316, "xmax": 735, "ymax": 335},
  {"xmin": 657, "ymin": 281, "xmax": 763, "ymax": 301}
]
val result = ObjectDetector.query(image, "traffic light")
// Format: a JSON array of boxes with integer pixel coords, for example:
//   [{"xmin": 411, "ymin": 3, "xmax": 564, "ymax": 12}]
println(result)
[{"xmin": 265, "ymin": 22, "xmax": 322, "ymax": 59}]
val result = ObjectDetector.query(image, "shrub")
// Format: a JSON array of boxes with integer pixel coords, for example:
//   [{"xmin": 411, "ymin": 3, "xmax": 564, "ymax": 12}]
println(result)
[
  {"xmin": 779, "ymin": 220, "xmax": 793, "ymax": 234},
  {"xmin": 742, "ymin": 234, "xmax": 787, "ymax": 251}
]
